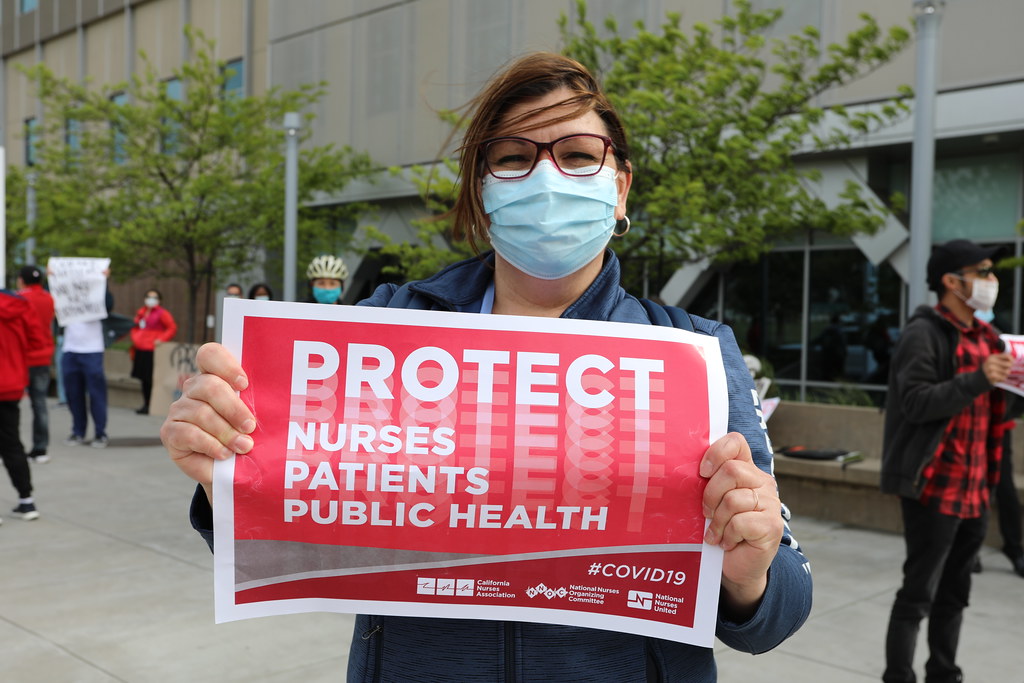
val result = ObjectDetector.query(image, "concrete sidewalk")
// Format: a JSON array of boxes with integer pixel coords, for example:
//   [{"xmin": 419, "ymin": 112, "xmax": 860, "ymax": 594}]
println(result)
[{"xmin": 2, "ymin": 399, "xmax": 1022, "ymax": 682}]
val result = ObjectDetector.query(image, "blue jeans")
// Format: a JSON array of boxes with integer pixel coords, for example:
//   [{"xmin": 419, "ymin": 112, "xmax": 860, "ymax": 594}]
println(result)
[
  {"xmin": 26, "ymin": 365, "xmax": 50, "ymax": 452},
  {"xmin": 62, "ymin": 351, "xmax": 107, "ymax": 439}
]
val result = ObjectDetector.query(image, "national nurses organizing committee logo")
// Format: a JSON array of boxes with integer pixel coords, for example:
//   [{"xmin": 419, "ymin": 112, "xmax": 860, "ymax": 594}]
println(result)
[
  {"xmin": 525, "ymin": 583, "xmax": 568, "ymax": 600},
  {"xmin": 626, "ymin": 590, "xmax": 653, "ymax": 610}
]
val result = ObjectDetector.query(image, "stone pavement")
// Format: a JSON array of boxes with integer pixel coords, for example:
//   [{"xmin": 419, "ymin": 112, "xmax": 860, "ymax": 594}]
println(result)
[{"xmin": 2, "ymin": 399, "xmax": 1022, "ymax": 682}]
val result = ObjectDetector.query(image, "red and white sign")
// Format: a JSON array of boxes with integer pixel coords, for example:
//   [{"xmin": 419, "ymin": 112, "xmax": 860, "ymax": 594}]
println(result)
[
  {"xmin": 997, "ymin": 334, "xmax": 1024, "ymax": 397},
  {"xmin": 214, "ymin": 299, "xmax": 727, "ymax": 646}
]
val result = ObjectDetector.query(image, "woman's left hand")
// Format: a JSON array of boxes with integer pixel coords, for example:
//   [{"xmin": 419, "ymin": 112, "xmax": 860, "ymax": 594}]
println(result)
[{"xmin": 700, "ymin": 432, "xmax": 783, "ymax": 620}]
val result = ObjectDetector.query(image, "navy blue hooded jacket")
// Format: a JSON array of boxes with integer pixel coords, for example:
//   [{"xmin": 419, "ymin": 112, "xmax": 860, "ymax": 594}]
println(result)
[{"xmin": 191, "ymin": 250, "xmax": 812, "ymax": 682}]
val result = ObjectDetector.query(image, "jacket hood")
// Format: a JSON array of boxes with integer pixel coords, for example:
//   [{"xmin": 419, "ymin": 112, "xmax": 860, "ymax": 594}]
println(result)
[{"xmin": 0, "ymin": 289, "xmax": 31, "ymax": 322}]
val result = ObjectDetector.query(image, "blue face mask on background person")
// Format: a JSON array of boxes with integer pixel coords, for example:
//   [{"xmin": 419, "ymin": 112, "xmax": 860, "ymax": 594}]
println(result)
[
  {"xmin": 313, "ymin": 286, "xmax": 342, "ymax": 304},
  {"xmin": 482, "ymin": 160, "xmax": 620, "ymax": 280},
  {"xmin": 974, "ymin": 308, "xmax": 995, "ymax": 324}
]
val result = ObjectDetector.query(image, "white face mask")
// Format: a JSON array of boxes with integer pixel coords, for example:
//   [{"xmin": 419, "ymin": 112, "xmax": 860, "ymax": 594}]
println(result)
[
  {"xmin": 145, "ymin": 297, "xmax": 159, "ymax": 308},
  {"xmin": 957, "ymin": 277, "xmax": 998, "ymax": 312}
]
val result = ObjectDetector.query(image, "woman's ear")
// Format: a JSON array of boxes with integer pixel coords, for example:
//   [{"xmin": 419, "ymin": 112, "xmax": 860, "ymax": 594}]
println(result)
[{"xmin": 614, "ymin": 160, "xmax": 633, "ymax": 221}]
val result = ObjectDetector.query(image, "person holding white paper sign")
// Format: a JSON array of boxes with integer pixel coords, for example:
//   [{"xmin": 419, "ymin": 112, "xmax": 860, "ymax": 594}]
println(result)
[{"xmin": 161, "ymin": 52, "xmax": 811, "ymax": 682}]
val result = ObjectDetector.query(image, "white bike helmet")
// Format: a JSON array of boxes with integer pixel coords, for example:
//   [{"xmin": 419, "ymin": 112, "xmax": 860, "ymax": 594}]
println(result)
[{"xmin": 306, "ymin": 254, "xmax": 349, "ymax": 281}]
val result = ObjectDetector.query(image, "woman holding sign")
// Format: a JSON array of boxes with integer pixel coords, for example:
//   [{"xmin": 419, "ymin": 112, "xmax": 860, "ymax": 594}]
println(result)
[{"xmin": 162, "ymin": 52, "xmax": 811, "ymax": 681}]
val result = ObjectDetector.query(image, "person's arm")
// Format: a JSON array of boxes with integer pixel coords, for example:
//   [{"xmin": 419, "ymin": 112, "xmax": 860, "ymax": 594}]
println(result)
[
  {"xmin": 157, "ymin": 308, "xmax": 178, "ymax": 343},
  {"xmin": 895, "ymin": 321, "xmax": 996, "ymax": 424},
  {"xmin": 701, "ymin": 323, "xmax": 812, "ymax": 652}
]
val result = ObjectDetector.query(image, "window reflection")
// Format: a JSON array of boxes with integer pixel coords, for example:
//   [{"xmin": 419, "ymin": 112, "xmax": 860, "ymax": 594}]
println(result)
[{"xmin": 807, "ymin": 250, "xmax": 901, "ymax": 384}]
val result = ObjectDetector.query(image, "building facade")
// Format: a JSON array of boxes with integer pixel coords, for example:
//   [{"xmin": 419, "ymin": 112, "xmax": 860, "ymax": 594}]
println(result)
[{"xmin": 3, "ymin": 0, "xmax": 1024, "ymax": 401}]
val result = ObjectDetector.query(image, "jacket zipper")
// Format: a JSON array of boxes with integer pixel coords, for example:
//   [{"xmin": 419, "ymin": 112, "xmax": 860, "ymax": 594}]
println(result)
[
  {"xmin": 504, "ymin": 622, "xmax": 517, "ymax": 683},
  {"xmin": 361, "ymin": 621, "xmax": 383, "ymax": 683}
]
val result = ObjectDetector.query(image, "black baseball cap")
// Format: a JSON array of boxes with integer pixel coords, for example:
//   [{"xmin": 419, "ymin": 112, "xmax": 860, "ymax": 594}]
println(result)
[
  {"xmin": 926, "ymin": 239, "xmax": 1004, "ymax": 293},
  {"xmin": 18, "ymin": 265, "xmax": 42, "ymax": 284}
]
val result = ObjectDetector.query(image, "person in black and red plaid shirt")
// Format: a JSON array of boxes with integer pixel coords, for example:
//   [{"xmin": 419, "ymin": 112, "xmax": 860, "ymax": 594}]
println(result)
[{"xmin": 880, "ymin": 239, "xmax": 1014, "ymax": 683}]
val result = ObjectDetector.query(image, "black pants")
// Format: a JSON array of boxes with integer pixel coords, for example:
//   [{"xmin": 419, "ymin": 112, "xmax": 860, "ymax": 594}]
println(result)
[
  {"xmin": 883, "ymin": 497, "xmax": 987, "ymax": 683},
  {"xmin": 131, "ymin": 349, "xmax": 154, "ymax": 408},
  {"xmin": 0, "ymin": 401, "xmax": 32, "ymax": 499},
  {"xmin": 995, "ymin": 431, "xmax": 1023, "ymax": 559}
]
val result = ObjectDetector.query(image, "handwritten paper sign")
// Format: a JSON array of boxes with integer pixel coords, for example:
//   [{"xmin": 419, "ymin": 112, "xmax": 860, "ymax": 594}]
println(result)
[
  {"xmin": 47, "ymin": 257, "xmax": 110, "ymax": 326},
  {"xmin": 213, "ymin": 299, "xmax": 728, "ymax": 646}
]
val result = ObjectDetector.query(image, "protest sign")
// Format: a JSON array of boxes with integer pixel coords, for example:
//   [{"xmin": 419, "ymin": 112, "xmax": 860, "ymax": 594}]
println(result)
[
  {"xmin": 997, "ymin": 334, "xmax": 1024, "ymax": 397},
  {"xmin": 214, "ymin": 299, "xmax": 728, "ymax": 646},
  {"xmin": 47, "ymin": 257, "xmax": 111, "ymax": 326}
]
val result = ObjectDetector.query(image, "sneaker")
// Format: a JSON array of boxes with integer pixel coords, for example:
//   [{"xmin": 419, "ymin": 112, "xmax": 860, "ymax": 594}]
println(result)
[
  {"xmin": 28, "ymin": 449, "xmax": 50, "ymax": 464},
  {"xmin": 135, "ymin": 405, "xmax": 149, "ymax": 415},
  {"xmin": 11, "ymin": 503, "xmax": 39, "ymax": 521},
  {"xmin": 91, "ymin": 435, "xmax": 109, "ymax": 449},
  {"xmin": 64, "ymin": 434, "xmax": 85, "ymax": 446}
]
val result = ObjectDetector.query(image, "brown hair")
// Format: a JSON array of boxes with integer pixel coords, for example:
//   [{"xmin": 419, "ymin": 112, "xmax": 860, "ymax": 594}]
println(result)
[{"xmin": 450, "ymin": 52, "xmax": 630, "ymax": 251}]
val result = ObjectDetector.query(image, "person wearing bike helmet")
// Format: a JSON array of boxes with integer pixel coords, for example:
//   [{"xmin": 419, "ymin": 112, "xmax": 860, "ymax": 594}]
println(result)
[{"xmin": 305, "ymin": 254, "xmax": 348, "ymax": 305}]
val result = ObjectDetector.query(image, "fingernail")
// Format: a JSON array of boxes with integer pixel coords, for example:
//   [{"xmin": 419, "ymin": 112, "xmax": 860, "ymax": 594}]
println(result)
[
  {"xmin": 702, "ymin": 503, "xmax": 712, "ymax": 519},
  {"xmin": 235, "ymin": 375, "xmax": 249, "ymax": 391},
  {"xmin": 241, "ymin": 419, "xmax": 256, "ymax": 434},
  {"xmin": 233, "ymin": 435, "xmax": 254, "ymax": 453},
  {"xmin": 699, "ymin": 460, "xmax": 712, "ymax": 478},
  {"xmin": 704, "ymin": 527, "xmax": 716, "ymax": 545}
]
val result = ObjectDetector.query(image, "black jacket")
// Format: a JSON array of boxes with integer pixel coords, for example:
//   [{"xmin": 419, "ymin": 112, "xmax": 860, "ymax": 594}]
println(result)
[{"xmin": 881, "ymin": 305, "xmax": 997, "ymax": 499}]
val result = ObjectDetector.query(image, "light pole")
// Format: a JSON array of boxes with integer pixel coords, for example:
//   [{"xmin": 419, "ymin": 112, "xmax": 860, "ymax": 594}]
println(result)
[
  {"xmin": 907, "ymin": 0, "xmax": 945, "ymax": 311},
  {"xmin": 283, "ymin": 111, "xmax": 300, "ymax": 302}
]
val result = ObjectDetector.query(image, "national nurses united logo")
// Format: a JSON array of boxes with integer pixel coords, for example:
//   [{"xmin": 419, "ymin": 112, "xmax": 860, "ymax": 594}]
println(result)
[{"xmin": 627, "ymin": 590, "xmax": 654, "ymax": 610}]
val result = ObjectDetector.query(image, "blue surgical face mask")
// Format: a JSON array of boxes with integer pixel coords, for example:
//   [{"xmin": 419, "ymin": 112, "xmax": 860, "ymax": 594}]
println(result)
[
  {"xmin": 482, "ymin": 160, "xmax": 620, "ymax": 280},
  {"xmin": 974, "ymin": 308, "xmax": 995, "ymax": 324},
  {"xmin": 313, "ymin": 286, "xmax": 342, "ymax": 304},
  {"xmin": 254, "ymin": 295, "xmax": 270, "ymax": 301}
]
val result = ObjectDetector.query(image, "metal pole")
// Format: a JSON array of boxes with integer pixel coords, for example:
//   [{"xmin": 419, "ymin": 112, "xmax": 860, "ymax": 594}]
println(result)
[
  {"xmin": 25, "ymin": 172, "xmax": 36, "ymax": 265},
  {"xmin": 0, "ymin": 147, "xmax": 5, "ymax": 286},
  {"xmin": 907, "ymin": 0, "xmax": 945, "ymax": 311},
  {"xmin": 283, "ymin": 112, "xmax": 300, "ymax": 302}
]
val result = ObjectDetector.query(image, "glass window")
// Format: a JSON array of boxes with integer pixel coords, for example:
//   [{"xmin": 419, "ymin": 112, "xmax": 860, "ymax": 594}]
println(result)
[
  {"xmin": 222, "ymin": 59, "xmax": 244, "ymax": 99},
  {"xmin": 24, "ymin": 118, "xmax": 38, "ymax": 166},
  {"xmin": 161, "ymin": 78, "xmax": 183, "ymax": 154},
  {"xmin": 710, "ymin": 251, "xmax": 805, "ymax": 380},
  {"xmin": 20, "ymin": 0, "xmax": 38, "ymax": 14},
  {"xmin": 807, "ymin": 249, "xmax": 901, "ymax": 385},
  {"xmin": 891, "ymin": 152, "xmax": 1022, "ymax": 242},
  {"xmin": 65, "ymin": 118, "xmax": 80, "ymax": 151},
  {"xmin": 110, "ymin": 92, "xmax": 128, "ymax": 164}
]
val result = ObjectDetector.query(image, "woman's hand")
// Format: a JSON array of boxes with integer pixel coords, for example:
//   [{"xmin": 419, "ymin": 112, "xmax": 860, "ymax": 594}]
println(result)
[
  {"xmin": 700, "ymin": 432, "xmax": 783, "ymax": 621},
  {"xmin": 159, "ymin": 343, "xmax": 255, "ymax": 503}
]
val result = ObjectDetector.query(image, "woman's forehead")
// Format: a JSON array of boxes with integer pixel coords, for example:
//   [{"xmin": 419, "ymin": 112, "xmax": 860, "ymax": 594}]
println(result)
[{"xmin": 496, "ymin": 91, "xmax": 606, "ymax": 139}]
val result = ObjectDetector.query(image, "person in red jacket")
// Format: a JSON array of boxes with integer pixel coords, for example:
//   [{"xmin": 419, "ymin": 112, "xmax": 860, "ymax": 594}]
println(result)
[
  {"xmin": 129, "ymin": 289, "xmax": 178, "ymax": 415},
  {"xmin": 0, "ymin": 287, "xmax": 47, "ymax": 522},
  {"xmin": 16, "ymin": 265, "xmax": 55, "ymax": 463}
]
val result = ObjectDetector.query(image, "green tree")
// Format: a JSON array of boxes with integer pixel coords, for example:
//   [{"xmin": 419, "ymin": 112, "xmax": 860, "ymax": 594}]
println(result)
[
  {"xmin": 560, "ymin": 0, "xmax": 912, "ymax": 292},
  {"xmin": 4, "ymin": 166, "xmax": 31, "ymax": 287},
  {"xmin": 361, "ymin": 158, "xmax": 475, "ymax": 282},
  {"xmin": 20, "ymin": 29, "xmax": 374, "ymax": 340}
]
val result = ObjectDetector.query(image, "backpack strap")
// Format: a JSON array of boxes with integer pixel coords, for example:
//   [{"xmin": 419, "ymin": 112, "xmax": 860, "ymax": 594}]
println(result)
[{"xmin": 638, "ymin": 297, "xmax": 695, "ymax": 333}]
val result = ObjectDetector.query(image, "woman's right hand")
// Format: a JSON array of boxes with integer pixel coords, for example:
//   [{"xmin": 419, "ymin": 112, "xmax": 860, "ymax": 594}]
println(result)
[{"xmin": 160, "ymin": 343, "xmax": 256, "ymax": 503}]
